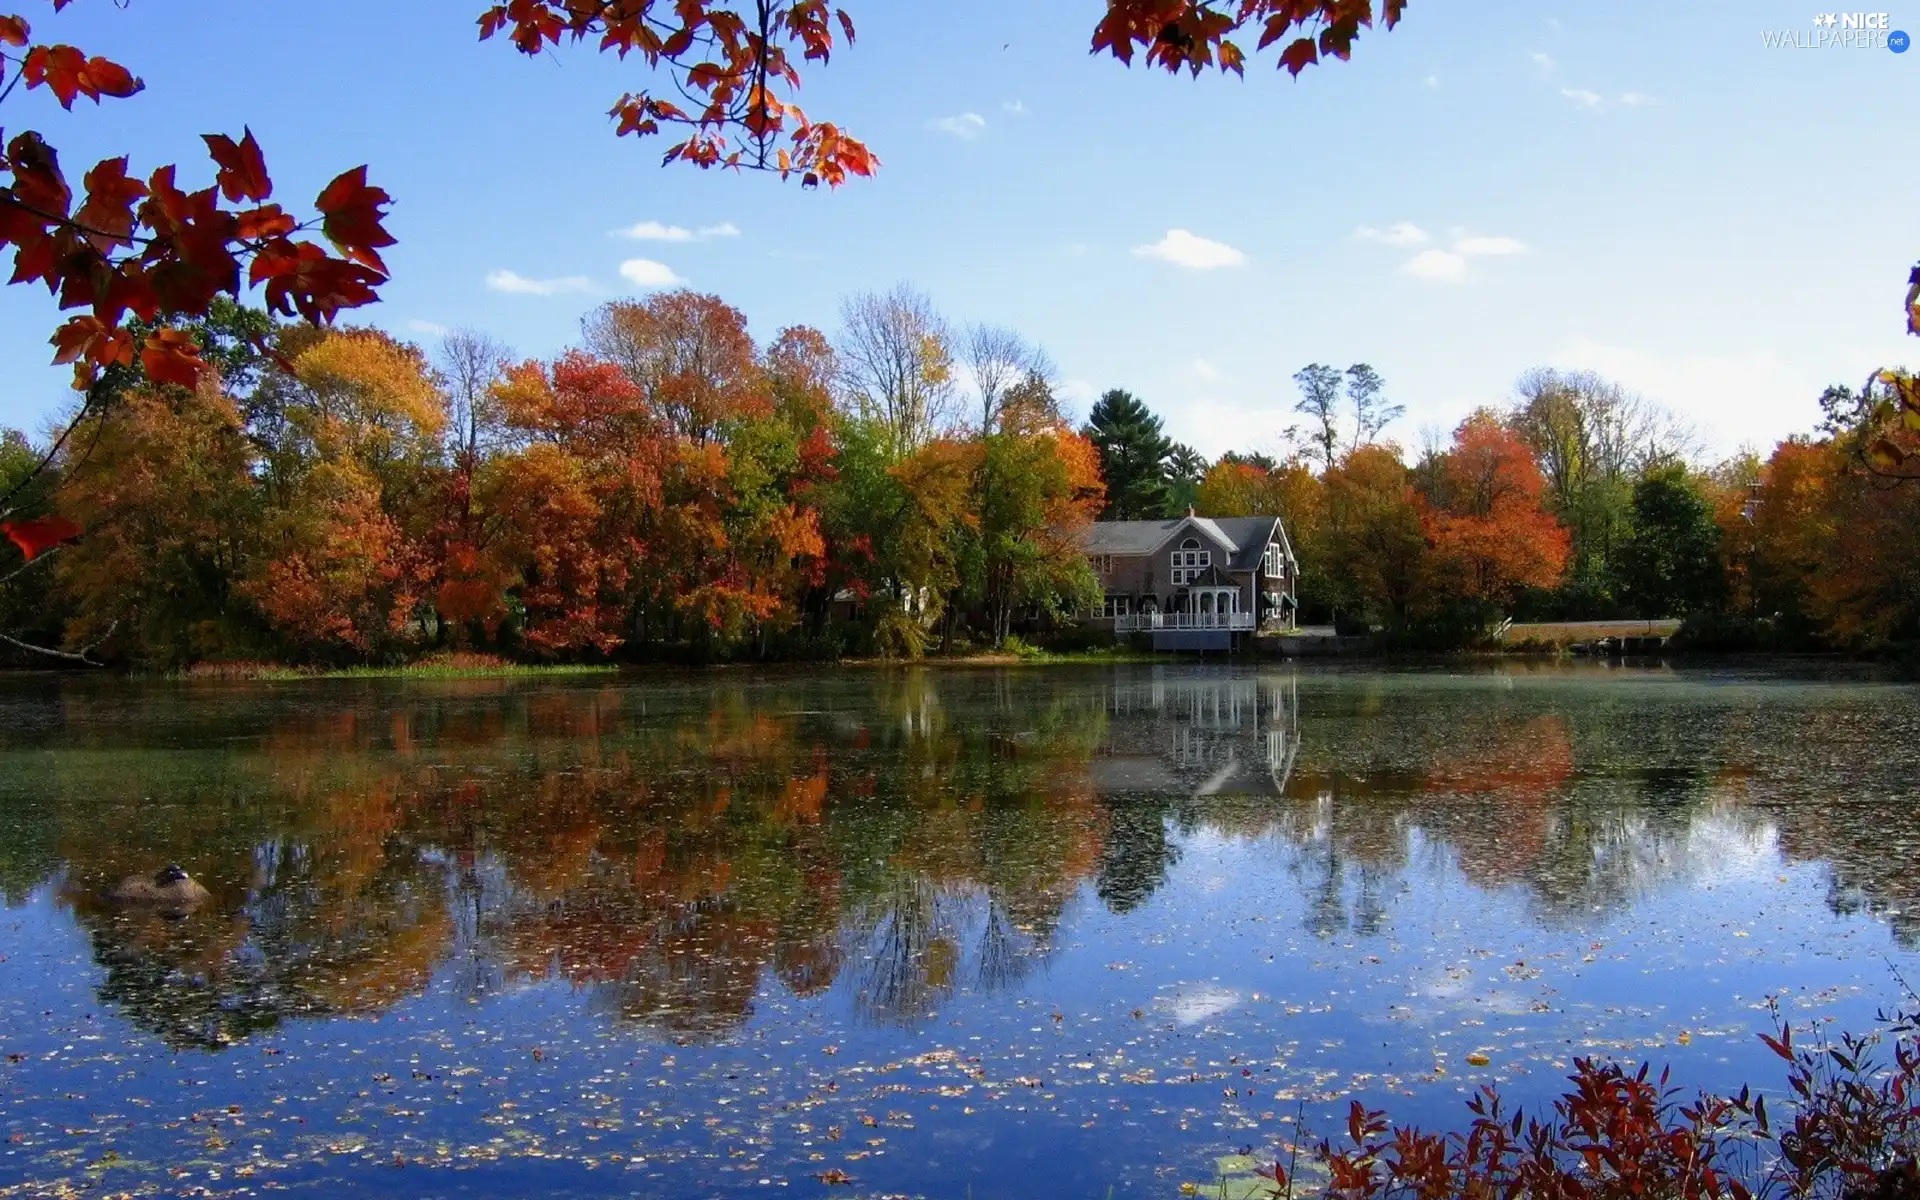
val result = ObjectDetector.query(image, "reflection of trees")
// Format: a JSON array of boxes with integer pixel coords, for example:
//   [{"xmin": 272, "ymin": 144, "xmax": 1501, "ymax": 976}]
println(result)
[
  {"xmin": 6, "ymin": 669, "xmax": 1920, "ymax": 1047},
  {"xmin": 2, "ymin": 677, "xmax": 1119, "ymax": 1045}
]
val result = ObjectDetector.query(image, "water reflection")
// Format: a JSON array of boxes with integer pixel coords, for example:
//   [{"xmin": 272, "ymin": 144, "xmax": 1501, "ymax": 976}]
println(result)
[{"xmin": 0, "ymin": 667, "xmax": 1916, "ymax": 1056}]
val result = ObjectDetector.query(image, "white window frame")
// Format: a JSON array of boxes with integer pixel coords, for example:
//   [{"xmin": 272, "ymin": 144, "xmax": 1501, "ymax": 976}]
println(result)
[
  {"xmin": 1088, "ymin": 553, "xmax": 1113, "ymax": 578},
  {"xmin": 1171, "ymin": 536, "xmax": 1210, "ymax": 586},
  {"xmin": 1102, "ymin": 595, "xmax": 1131, "ymax": 618},
  {"xmin": 1264, "ymin": 545, "xmax": 1282, "ymax": 578}
]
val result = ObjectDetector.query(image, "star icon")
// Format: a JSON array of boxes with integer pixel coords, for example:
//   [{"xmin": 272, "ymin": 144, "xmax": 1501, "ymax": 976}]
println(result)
[{"xmin": 1814, "ymin": 12, "xmax": 1837, "ymax": 25}]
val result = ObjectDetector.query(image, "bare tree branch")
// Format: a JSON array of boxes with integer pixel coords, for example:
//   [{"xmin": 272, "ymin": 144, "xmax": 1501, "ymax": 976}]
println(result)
[
  {"xmin": 0, "ymin": 620, "xmax": 116, "ymax": 668},
  {"xmin": 834, "ymin": 284, "xmax": 957, "ymax": 457}
]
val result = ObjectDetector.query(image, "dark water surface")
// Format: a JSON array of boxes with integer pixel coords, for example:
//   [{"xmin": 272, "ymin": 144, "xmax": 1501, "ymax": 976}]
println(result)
[{"xmin": 1, "ymin": 664, "xmax": 1918, "ymax": 1198}]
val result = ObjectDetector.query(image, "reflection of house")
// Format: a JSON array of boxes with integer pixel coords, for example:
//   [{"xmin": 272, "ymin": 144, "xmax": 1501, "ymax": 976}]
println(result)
[
  {"xmin": 1088, "ymin": 671, "xmax": 1300, "ymax": 797},
  {"xmin": 1080, "ymin": 512, "xmax": 1298, "ymax": 650}
]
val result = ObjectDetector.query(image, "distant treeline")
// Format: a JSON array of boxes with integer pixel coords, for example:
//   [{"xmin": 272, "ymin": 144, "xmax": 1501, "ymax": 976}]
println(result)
[{"xmin": 1, "ymin": 291, "xmax": 1915, "ymax": 667}]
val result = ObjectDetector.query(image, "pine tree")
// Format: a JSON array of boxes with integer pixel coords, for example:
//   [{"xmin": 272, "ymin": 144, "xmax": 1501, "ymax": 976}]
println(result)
[
  {"xmin": 1083, "ymin": 389, "xmax": 1174, "ymax": 520},
  {"xmin": 1166, "ymin": 443, "xmax": 1208, "ymax": 513}
]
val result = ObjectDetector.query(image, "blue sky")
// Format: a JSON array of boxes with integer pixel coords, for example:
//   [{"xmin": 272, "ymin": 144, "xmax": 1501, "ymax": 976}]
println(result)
[{"xmin": 3, "ymin": 0, "xmax": 1915, "ymax": 459}]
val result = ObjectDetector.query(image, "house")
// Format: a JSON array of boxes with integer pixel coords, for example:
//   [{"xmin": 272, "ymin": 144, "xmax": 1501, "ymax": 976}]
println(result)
[
  {"xmin": 1085, "ymin": 671, "xmax": 1300, "ymax": 797},
  {"xmin": 1079, "ymin": 511, "xmax": 1298, "ymax": 650}
]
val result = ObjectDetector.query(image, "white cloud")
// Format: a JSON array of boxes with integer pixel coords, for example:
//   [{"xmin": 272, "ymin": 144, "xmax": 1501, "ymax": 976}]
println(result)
[
  {"xmin": 1397, "ymin": 231, "xmax": 1529, "ymax": 283},
  {"xmin": 1403, "ymin": 249, "xmax": 1468, "ymax": 283},
  {"xmin": 406, "ymin": 319, "xmax": 450, "ymax": 337},
  {"xmin": 1452, "ymin": 234, "xmax": 1529, "ymax": 256},
  {"xmin": 1132, "ymin": 228, "xmax": 1246, "ymax": 270},
  {"xmin": 486, "ymin": 269, "xmax": 593, "ymax": 296},
  {"xmin": 1424, "ymin": 74, "xmax": 1441, "ymax": 89},
  {"xmin": 1002, "ymin": 99, "xmax": 1027, "ymax": 115},
  {"xmin": 618, "ymin": 258, "xmax": 686, "ymax": 289},
  {"xmin": 1619, "ymin": 91, "xmax": 1655, "ymax": 106},
  {"xmin": 1561, "ymin": 87, "xmax": 1603, "ymax": 109},
  {"xmin": 1552, "ymin": 338, "xmax": 1800, "ymax": 452},
  {"xmin": 614, "ymin": 219, "xmax": 739, "ymax": 241},
  {"xmin": 928, "ymin": 112, "xmax": 987, "ymax": 139},
  {"xmin": 1356, "ymin": 221, "xmax": 1429, "ymax": 247},
  {"xmin": 1529, "ymin": 50, "xmax": 1556, "ymax": 72}
]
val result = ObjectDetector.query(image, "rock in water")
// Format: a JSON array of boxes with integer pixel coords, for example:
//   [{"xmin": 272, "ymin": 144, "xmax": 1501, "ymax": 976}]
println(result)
[{"xmin": 109, "ymin": 864, "xmax": 211, "ymax": 909}]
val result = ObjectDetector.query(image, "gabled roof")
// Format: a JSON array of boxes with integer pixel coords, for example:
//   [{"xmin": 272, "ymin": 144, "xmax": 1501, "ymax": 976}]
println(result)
[
  {"xmin": 1181, "ymin": 563, "xmax": 1237, "ymax": 589},
  {"xmin": 1080, "ymin": 514, "xmax": 1290, "ymax": 573}
]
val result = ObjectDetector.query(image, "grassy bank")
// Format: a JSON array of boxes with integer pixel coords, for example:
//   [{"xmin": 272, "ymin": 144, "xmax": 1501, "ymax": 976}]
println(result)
[
  {"xmin": 168, "ymin": 654, "xmax": 620, "ymax": 682},
  {"xmin": 159, "ymin": 644, "xmax": 1165, "ymax": 681}
]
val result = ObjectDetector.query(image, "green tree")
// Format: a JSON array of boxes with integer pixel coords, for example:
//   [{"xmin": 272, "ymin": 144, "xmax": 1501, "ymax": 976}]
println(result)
[
  {"xmin": 1083, "ymin": 389, "xmax": 1172, "ymax": 520},
  {"xmin": 1611, "ymin": 464, "xmax": 1727, "ymax": 619},
  {"xmin": 1166, "ymin": 443, "xmax": 1208, "ymax": 513}
]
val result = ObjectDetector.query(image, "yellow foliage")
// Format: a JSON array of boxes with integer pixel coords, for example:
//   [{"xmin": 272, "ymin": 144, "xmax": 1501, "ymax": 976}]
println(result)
[{"xmin": 293, "ymin": 330, "xmax": 446, "ymax": 443}]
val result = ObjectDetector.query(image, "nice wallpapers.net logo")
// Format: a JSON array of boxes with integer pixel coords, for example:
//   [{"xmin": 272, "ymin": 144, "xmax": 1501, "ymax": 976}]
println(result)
[{"xmin": 1761, "ymin": 12, "xmax": 1910, "ymax": 50}]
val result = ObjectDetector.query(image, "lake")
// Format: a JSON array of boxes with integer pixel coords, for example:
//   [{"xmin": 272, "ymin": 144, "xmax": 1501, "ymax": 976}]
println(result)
[{"xmin": 1, "ymin": 664, "xmax": 1917, "ymax": 1198}]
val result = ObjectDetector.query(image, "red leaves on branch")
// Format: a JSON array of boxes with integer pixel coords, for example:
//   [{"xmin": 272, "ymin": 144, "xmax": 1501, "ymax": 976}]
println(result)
[
  {"xmin": 203, "ymin": 129, "xmax": 272, "ymax": 203},
  {"xmin": 139, "ymin": 326, "xmax": 207, "ymax": 387},
  {"xmin": 1090, "ymin": 1, "xmax": 1405, "ymax": 78},
  {"xmin": 1, "ymin": 515, "xmax": 83, "ymax": 561},
  {"xmin": 478, "ymin": 1, "xmax": 876, "ymax": 188},
  {"xmin": 315, "ymin": 166, "xmax": 395, "ymax": 272},
  {"xmin": 2, "ymin": 122, "xmax": 393, "ymax": 383},
  {"xmin": 3, "ymin": 6, "xmax": 394, "ymax": 388},
  {"xmin": 20, "ymin": 44, "xmax": 143, "ymax": 107}
]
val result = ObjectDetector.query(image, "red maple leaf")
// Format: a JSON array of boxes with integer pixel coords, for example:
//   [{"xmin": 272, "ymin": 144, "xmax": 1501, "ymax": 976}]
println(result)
[{"xmin": 1, "ymin": 516, "xmax": 84, "ymax": 561}]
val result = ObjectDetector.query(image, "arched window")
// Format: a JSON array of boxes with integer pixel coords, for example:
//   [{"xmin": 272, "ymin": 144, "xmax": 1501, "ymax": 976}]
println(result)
[{"xmin": 1171, "ymin": 536, "xmax": 1210, "ymax": 585}]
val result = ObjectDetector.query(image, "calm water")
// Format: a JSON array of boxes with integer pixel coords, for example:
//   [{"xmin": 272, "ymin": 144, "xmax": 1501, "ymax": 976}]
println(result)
[{"xmin": 1, "ymin": 664, "xmax": 1918, "ymax": 1198}]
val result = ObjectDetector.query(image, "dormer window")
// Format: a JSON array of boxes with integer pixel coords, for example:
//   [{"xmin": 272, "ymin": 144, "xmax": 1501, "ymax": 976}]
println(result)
[{"xmin": 1171, "ymin": 536, "xmax": 1210, "ymax": 586}]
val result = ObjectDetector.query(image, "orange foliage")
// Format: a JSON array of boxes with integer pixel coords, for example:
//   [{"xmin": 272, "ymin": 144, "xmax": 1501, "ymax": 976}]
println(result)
[
  {"xmin": 1424, "ymin": 715, "xmax": 1574, "ymax": 887},
  {"xmin": 1421, "ymin": 411, "xmax": 1569, "ymax": 603},
  {"xmin": 584, "ymin": 291, "xmax": 770, "ymax": 445}
]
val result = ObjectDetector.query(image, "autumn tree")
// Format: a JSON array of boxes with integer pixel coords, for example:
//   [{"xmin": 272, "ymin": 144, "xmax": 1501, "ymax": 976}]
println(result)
[
  {"xmin": 1747, "ymin": 378, "xmax": 1920, "ymax": 648},
  {"xmin": 1418, "ymin": 410, "xmax": 1569, "ymax": 609},
  {"xmin": 52, "ymin": 381, "xmax": 263, "ymax": 666},
  {"xmin": 1321, "ymin": 444, "xmax": 1426, "ymax": 626},
  {"xmin": 961, "ymin": 324, "xmax": 1052, "ymax": 437},
  {"xmin": 1748, "ymin": 438, "xmax": 1838, "ymax": 637},
  {"xmin": 583, "ymin": 290, "xmax": 767, "ymax": 446},
  {"xmin": 1083, "ymin": 389, "xmax": 1171, "ymax": 520},
  {"xmin": 1508, "ymin": 368, "xmax": 1697, "ymax": 608},
  {"xmin": 480, "ymin": 351, "xmax": 665, "ymax": 653},
  {"xmin": 873, "ymin": 438, "xmax": 974, "ymax": 656},
  {"xmin": 835, "ymin": 285, "xmax": 957, "ymax": 459},
  {"xmin": 244, "ymin": 330, "xmax": 448, "ymax": 658},
  {"xmin": 970, "ymin": 409, "xmax": 1105, "ymax": 646}
]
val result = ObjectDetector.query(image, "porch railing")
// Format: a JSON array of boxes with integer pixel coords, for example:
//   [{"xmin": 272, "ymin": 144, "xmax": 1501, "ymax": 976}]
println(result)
[{"xmin": 1113, "ymin": 611, "xmax": 1255, "ymax": 633}]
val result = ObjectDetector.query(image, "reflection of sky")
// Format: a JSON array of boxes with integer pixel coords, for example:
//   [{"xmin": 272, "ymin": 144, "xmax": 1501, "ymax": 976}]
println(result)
[
  {"xmin": 2, "ymin": 810, "xmax": 1912, "ymax": 1197},
  {"xmin": 3, "ymin": 666, "xmax": 1920, "ymax": 1197}
]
